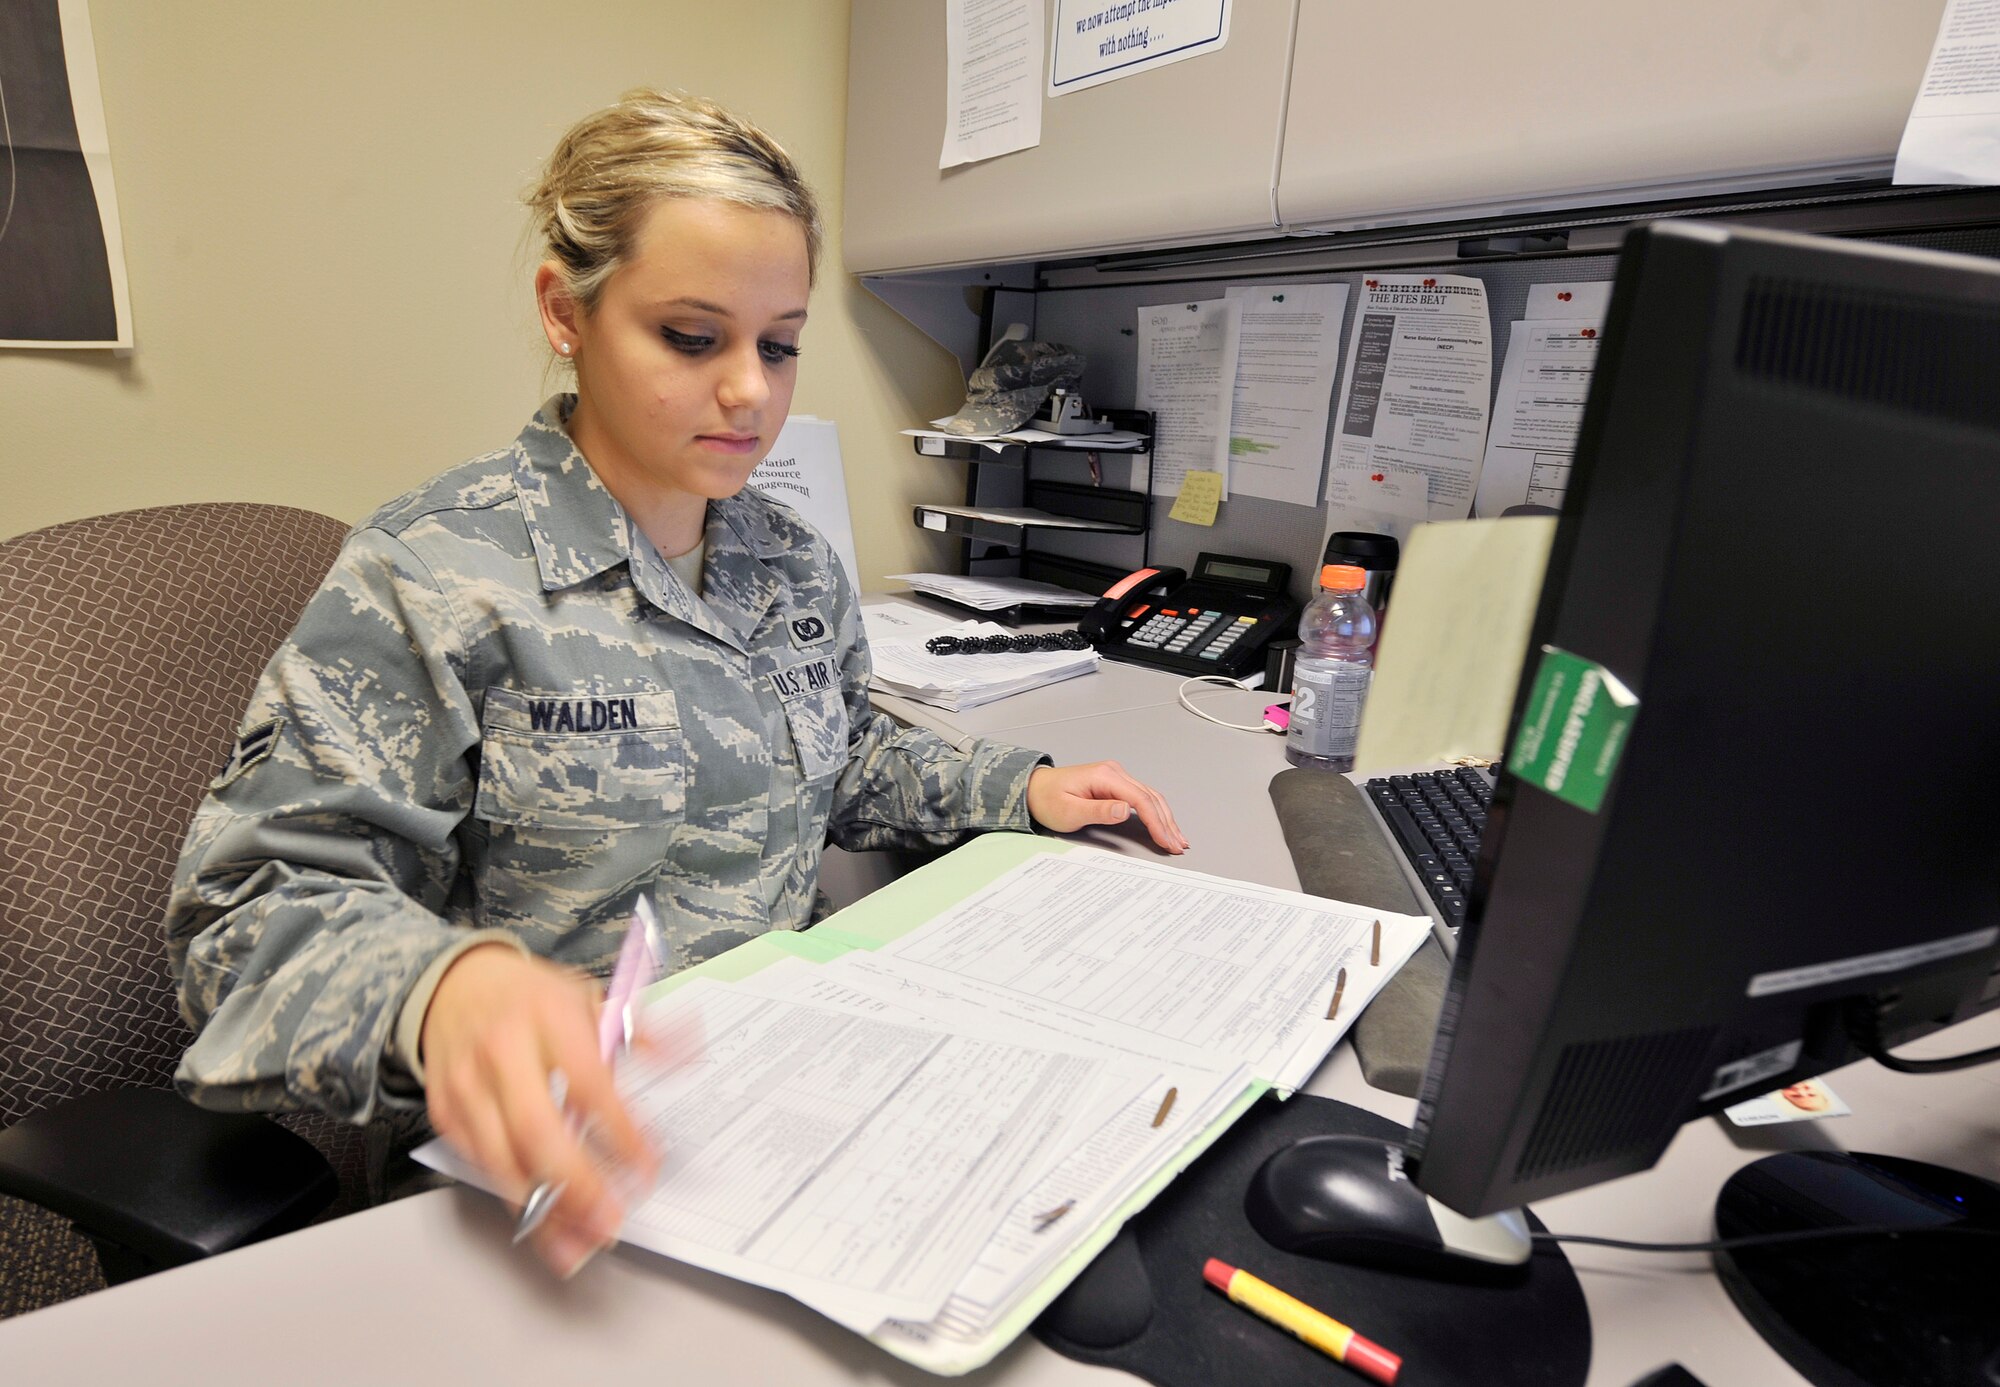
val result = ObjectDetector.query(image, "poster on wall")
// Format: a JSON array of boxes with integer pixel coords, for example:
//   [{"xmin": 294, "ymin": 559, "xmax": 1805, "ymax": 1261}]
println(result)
[
  {"xmin": 940, "ymin": 0, "xmax": 1044, "ymax": 169},
  {"xmin": 0, "ymin": 0, "xmax": 133, "ymax": 349},
  {"xmin": 1048, "ymin": 0, "xmax": 1230, "ymax": 97}
]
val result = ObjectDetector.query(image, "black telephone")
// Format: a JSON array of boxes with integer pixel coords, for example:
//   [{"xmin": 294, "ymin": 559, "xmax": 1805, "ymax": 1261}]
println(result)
[{"xmin": 1079, "ymin": 553, "xmax": 1297, "ymax": 679}]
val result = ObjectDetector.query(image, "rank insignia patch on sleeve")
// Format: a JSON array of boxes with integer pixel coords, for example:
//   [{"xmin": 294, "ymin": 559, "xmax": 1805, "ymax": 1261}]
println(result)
[{"xmin": 214, "ymin": 717, "xmax": 283, "ymax": 787}]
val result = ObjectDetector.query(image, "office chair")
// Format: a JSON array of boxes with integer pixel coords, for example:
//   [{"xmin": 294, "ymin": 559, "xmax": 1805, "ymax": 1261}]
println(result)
[{"xmin": 0, "ymin": 503, "xmax": 368, "ymax": 1316}]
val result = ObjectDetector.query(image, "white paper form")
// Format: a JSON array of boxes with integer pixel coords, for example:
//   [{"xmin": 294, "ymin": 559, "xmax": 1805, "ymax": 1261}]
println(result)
[
  {"xmin": 874, "ymin": 849, "xmax": 1428, "ymax": 1089},
  {"xmin": 1137, "ymin": 298, "xmax": 1243, "ymax": 499},
  {"xmin": 883, "ymin": 1073, "xmax": 1242, "ymax": 1354},
  {"xmin": 729, "ymin": 954, "xmax": 1248, "ymax": 1342},
  {"xmin": 1221, "ymin": 283, "xmax": 1351, "ymax": 506},
  {"xmin": 752, "ymin": 953, "xmax": 1250, "ymax": 1354},
  {"xmin": 1895, "ymin": 0, "xmax": 2000, "ymax": 185},
  {"xmin": 1325, "ymin": 275, "xmax": 1492, "ymax": 551},
  {"xmin": 1472, "ymin": 318, "xmax": 1602, "ymax": 517},
  {"xmin": 941, "ymin": 0, "xmax": 1045, "ymax": 170},
  {"xmin": 416, "ymin": 978, "xmax": 1107, "ymax": 1331},
  {"xmin": 748, "ymin": 417, "xmax": 859, "ymax": 591}
]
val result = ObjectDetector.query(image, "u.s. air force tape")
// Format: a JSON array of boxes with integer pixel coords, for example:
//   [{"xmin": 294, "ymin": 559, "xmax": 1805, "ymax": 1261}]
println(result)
[{"xmin": 768, "ymin": 656, "xmax": 836, "ymax": 701}]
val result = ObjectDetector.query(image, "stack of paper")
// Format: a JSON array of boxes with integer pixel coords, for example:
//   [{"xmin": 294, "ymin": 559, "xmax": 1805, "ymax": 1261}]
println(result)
[
  {"xmin": 415, "ymin": 839, "xmax": 1431, "ymax": 1375},
  {"xmin": 889, "ymin": 572, "xmax": 1099, "ymax": 613},
  {"xmin": 868, "ymin": 619, "xmax": 1098, "ymax": 711},
  {"xmin": 904, "ymin": 424, "xmax": 1150, "ymax": 450}
]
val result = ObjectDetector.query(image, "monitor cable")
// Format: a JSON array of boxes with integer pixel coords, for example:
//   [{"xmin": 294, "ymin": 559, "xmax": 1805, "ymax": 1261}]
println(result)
[
  {"xmin": 1845, "ymin": 999, "xmax": 2000, "ymax": 1075},
  {"xmin": 1531, "ymin": 1224, "xmax": 2000, "ymax": 1255}
]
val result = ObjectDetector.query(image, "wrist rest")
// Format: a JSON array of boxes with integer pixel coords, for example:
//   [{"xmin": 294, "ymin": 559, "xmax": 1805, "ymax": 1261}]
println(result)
[{"xmin": 1267, "ymin": 768, "xmax": 1449, "ymax": 1097}]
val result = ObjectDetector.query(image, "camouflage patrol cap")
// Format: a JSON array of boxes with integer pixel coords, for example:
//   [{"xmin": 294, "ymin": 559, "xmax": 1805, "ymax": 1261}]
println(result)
[{"xmin": 940, "ymin": 338, "xmax": 1085, "ymax": 436}]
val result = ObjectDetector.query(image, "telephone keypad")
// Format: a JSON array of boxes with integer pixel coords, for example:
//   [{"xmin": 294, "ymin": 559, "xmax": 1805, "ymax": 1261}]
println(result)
[{"xmin": 1129, "ymin": 608, "xmax": 1227, "ymax": 654}]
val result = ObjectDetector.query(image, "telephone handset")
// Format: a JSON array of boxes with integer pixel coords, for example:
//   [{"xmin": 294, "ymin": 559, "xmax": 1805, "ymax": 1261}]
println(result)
[
  {"xmin": 1079, "ymin": 553, "xmax": 1297, "ymax": 680},
  {"xmin": 1077, "ymin": 566, "xmax": 1186, "ymax": 645}
]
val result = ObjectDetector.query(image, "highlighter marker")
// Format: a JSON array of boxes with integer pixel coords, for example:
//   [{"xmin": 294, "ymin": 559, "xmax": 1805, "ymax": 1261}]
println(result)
[{"xmin": 1203, "ymin": 1258, "xmax": 1401, "ymax": 1385}]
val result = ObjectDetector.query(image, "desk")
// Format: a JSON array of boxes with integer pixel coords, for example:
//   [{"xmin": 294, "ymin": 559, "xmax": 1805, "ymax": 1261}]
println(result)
[{"xmin": 4, "ymin": 635, "xmax": 1995, "ymax": 1387}]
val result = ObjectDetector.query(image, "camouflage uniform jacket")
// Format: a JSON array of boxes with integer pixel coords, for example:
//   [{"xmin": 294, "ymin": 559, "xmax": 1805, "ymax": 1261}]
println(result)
[{"xmin": 165, "ymin": 398, "xmax": 1047, "ymax": 1124}]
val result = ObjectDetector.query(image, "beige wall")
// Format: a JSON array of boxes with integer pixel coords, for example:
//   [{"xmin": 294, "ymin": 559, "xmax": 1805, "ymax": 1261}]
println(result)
[{"xmin": 0, "ymin": 0, "xmax": 969, "ymax": 590}]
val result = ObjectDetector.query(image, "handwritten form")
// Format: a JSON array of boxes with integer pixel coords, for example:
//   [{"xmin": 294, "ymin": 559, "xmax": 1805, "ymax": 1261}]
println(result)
[
  {"xmin": 1138, "ymin": 298, "xmax": 1243, "ymax": 499},
  {"xmin": 415, "ymin": 844, "xmax": 1429, "ymax": 1371},
  {"xmin": 876, "ymin": 850, "xmax": 1428, "ymax": 1091}
]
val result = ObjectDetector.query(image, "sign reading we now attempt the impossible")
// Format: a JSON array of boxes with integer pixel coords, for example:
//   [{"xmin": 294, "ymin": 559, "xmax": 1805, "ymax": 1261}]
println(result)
[{"xmin": 1049, "ymin": 0, "xmax": 1231, "ymax": 96}]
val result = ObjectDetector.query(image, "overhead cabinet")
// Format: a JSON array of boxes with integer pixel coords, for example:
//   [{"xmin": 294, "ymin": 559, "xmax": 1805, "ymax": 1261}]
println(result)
[
  {"xmin": 843, "ymin": 0, "xmax": 1295, "ymax": 274},
  {"xmin": 1274, "ymin": 0, "xmax": 1944, "ymax": 234},
  {"xmin": 844, "ymin": 0, "xmax": 1949, "ymax": 275}
]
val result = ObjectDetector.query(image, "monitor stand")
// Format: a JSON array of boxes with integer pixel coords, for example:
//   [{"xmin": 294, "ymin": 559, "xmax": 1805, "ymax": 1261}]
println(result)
[{"xmin": 1712, "ymin": 1151, "xmax": 2000, "ymax": 1387}]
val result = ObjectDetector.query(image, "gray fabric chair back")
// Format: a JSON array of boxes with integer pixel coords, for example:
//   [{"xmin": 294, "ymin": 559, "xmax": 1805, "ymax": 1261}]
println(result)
[{"xmin": 0, "ymin": 505, "xmax": 371, "ymax": 1238}]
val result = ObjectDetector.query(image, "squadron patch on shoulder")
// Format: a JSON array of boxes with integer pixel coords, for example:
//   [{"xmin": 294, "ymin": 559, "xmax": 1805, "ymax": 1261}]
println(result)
[
  {"xmin": 214, "ymin": 717, "xmax": 283, "ymax": 788},
  {"xmin": 787, "ymin": 613, "xmax": 832, "ymax": 648}
]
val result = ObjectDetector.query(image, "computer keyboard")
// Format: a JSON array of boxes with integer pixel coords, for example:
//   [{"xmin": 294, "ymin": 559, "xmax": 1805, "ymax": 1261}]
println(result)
[{"xmin": 1363, "ymin": 767, "xmax": 1495, "ymax": 930}]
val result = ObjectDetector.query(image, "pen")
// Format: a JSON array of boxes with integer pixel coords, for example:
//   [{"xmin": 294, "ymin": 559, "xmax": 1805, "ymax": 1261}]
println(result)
[
  {"xmin": 515, "ymin": 897, "xmax": 664, "ymax": 1245},
  {"xmin": 1204, "ymin": 1259, "xmax": 1401, "ymax": 1385}
]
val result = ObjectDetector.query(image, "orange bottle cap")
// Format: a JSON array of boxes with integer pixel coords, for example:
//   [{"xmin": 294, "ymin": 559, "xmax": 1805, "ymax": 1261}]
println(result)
[{"xmin": 1320, "ymin": 563, "xmax": 1366, "ymax": 590}]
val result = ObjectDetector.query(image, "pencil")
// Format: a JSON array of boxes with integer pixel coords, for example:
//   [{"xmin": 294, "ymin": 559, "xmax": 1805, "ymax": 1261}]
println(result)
[{"xmin": 1326, "ymin": 966, "xmax": 1347, "ymax": 1020}]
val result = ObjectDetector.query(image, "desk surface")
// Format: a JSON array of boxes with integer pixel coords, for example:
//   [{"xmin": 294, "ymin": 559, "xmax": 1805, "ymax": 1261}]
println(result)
[{"xmin": 6, "ymin": 635, "xmax": 1996, "ymax": 1387}]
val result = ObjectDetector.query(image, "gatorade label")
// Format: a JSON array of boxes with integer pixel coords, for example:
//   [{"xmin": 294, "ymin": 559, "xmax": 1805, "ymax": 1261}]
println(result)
[
  {"xmin": 1509, "ymin": 646, "xmax": 1638, "ymax": 814},
  {"xmin": 1291, "ymin": 664, "xmax": 1371, "ymax": 758}
]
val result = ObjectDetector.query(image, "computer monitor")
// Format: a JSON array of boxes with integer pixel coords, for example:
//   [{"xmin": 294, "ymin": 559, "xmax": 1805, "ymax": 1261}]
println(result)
[{"xmin": 1407, "ymin": 221, "xmax": 2000, "ymax": 1211}]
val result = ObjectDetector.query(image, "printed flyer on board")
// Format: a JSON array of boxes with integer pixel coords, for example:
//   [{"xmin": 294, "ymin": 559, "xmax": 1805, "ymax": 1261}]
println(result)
[{"xmin": 1327, "ymin": 275, "xmax": 1492, "ymax": 522}]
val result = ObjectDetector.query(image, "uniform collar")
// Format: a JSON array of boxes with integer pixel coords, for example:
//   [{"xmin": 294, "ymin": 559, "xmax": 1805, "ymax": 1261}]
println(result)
[
  {"xmin": 512, "ymin": 396, "xmax": 795, "ymax": 651},
  {"xmin": 513, "ymin": 397, "xmax": 629, "ymax": 591}
]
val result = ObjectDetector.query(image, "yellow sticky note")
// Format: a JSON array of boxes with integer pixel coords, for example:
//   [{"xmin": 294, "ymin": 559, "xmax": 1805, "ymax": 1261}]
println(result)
[{"xmin": 1168, "ymin": 471, "xmax": 1223, "ymax": 526}]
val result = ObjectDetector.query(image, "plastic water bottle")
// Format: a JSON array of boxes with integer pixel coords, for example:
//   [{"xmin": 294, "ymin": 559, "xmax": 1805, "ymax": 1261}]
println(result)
[{"xmin": 1284, "ymin": 564, "xmax": 1376, "ymax": 772}]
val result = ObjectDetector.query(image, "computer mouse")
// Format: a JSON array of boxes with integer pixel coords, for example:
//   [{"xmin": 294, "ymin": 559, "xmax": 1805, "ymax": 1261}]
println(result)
[{"xmin": 1245, "ymin": 1135, "xmax": 1532, "ymax": 1278}]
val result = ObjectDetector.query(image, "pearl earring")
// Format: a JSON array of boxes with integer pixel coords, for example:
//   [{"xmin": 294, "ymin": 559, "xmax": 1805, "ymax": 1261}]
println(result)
[{"xmin": 558, "ymin": 342, "xmax": 571, "ymax": 355}]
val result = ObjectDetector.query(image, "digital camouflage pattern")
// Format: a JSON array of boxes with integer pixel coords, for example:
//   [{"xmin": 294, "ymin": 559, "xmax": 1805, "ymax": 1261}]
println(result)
[{"xmin": 164, "ymin": 398, "xmax": 1047, "ymax": 1125}]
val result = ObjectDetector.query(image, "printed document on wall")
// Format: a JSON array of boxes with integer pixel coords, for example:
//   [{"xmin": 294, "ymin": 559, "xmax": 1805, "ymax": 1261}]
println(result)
[
  {"xmin": 1137, "ymin": 298, "xmax": 1242, "ymax": 499},
  {"xmin": 1221, "ymin": 283, "xmax": 1349, "ymax": 507},
  {"xmin": 941, "ymin": 0, "xmax": 1045, "ymax": 169},
  {"xmin": 1895, "ymin": 0, "xmax": 2000, "ymax": 184},
  {"xmin": 1049, "ymin": 0, "xmax": 1231, "ymax": 96},
  {"xmin": 1473, "ymin": 281, "xmax": 1608, "ymax": 517},
  {"xmin": 749, "ymin": 417, "xmax": 860, "ymax": 591},
  {"xmin": 1473, "ymin": 320, "xmax": 1601, "ymax": 517},
  {"xmin": 1326, "ymin": 275, "xmax": 1491, "ymax": 528}
]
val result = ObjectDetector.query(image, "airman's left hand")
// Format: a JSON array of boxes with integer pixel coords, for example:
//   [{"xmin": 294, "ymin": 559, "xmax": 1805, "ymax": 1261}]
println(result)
[{"xmin": 1026, "ymin": 761, "xmax": 1187, "ymax": 854}]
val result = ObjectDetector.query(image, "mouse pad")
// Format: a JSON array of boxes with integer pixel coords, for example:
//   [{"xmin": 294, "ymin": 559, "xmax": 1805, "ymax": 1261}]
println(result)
[{"xmin": 1033, "ymin": 1094, "xmax": 1590, "ymax": 1387}]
